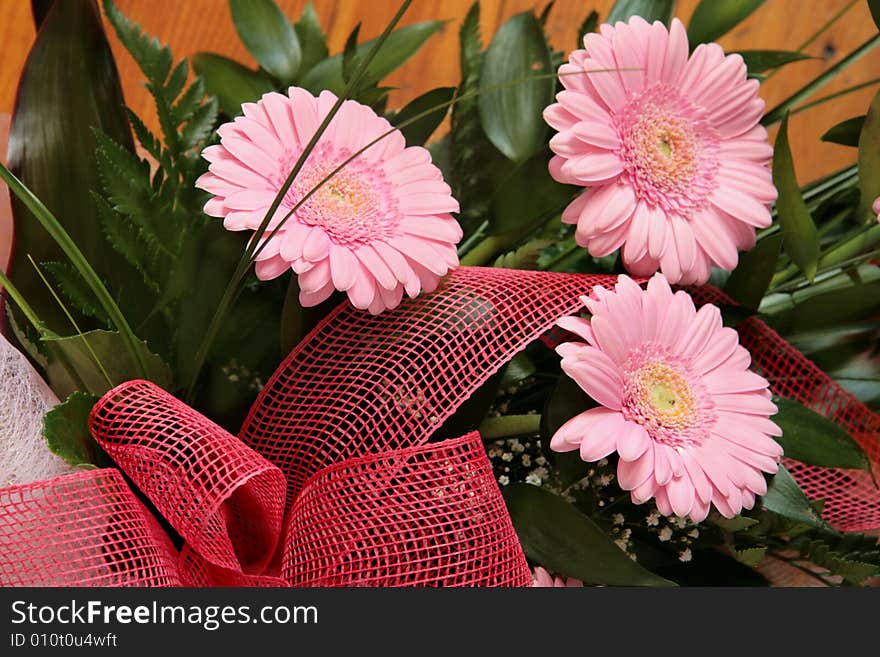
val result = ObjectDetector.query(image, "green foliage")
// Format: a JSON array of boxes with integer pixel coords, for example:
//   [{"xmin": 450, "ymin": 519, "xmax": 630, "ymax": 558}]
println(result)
[
  {"xmin": 42, "ymin": 392, "xmax": 109, "ymax": 468},
  {"xmin": 606, "ymin": 0, "xmax": 675, "ymax": 25},
  {"xmin": 230, "ymin": 0, "xmax": 301, "ymax": 84},
  {"xmin": 724, "ymin": 234, "xmax": 783, "ymax": 309},
  {"xmin": 736, "ymin": 50, "xmax": 813, "ymax": 74},
  {"xmin": 858, "ymin": 89, "xmax": 880, "ymax": 220},
  {"xmin": 391, "ymin": 87, "xmax": 457, "ymax": 146},
  {"xmin": 822, "ymin": 115, "xmax": 865, "ymax": 147},
  {"xmin": 772, "ymin": 397, "xmax": 872, "ymax": 472},
  {"xmin": 478, "ymin": 12, "xmax": 553, "ymax": 163},
  {"xmin": 762, "ymin": 464, "xmax": 832, "ymax": 530},
  {"xmin": 773, "ymin": 114, "xmax": 820, "ymax": 281},
  {"xmin": 7, "ymin": 0, "xmax": 137, "ymax": 334},
  {"xmin": 540, "ymin": 373, "xmax": 594, "ymax": 488},
  {"xmin": 294, "ymin": 3, "xmax": 330, "ymax": 78},
  {"xmin": 789, "ymin": 533, "xmax": 880, "ymax": 584},
  {"xmin": 687, "ymin": 0, "xmax": 766, "ymax": 46},
  {"xmin": 191, "ymin": 53, "xmax": 274, "ymax": 117},
  {"xmin": 494, "ymin": 240, "xmax": 553, "ymax": 270},
  {"xmin": 504, "ymin": 484, "xmax": 676, "ymax": 586}
]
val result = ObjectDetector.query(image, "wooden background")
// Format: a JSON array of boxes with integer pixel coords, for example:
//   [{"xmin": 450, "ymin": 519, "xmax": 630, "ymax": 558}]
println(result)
[{"xmin": 1, "ymin": 0, "xmax": 879, "ymax": 271}]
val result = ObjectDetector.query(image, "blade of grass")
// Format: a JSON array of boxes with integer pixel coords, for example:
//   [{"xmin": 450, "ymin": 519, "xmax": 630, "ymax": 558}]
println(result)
[
  {"xmin": 0, "ymin": 161, "xmax": 148, "ymax": 378},
  {"xmin": 28, "ymin": 255, "xmax": 113, "ymax": 390},
  {"xmin": 762, "ymin": 34, "xmax": 880, "ymax": 126},
  {"xmin": 0, "ymin": 267, "xmax": 90, "ymax": 391}
]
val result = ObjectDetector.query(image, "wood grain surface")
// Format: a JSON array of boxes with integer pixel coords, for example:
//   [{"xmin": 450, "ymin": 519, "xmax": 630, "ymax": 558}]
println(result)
[{"xmin": 0, "ymin": 0, "xmax": 878, "ymax": 184}]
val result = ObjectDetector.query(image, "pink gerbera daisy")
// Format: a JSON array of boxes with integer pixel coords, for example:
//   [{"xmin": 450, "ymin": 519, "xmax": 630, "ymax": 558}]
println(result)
[
  {"xmin": 196, "ymin": 88, "xmax": 462, "ymax": 314},
  {"xmin": 544, "ymin": 17, "xmax": 776, "ymax": 285},
  {"xmin": 551, "ymin": 274, "xmax": 783, "ymax": 522},
  {"xmin": 532, "ymin": 566, "xmax": 584, "ymax": 588}
]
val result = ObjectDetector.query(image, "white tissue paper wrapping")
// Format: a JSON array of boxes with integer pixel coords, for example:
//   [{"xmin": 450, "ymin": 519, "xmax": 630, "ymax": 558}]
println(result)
[{"xmin": 1, "ymin": 332, "xmax": 76, "ymax": 486}]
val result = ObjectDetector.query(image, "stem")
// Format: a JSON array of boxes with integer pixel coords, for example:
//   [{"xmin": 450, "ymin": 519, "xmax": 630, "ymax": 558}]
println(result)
[
  {"xmin": 457, "ymin": 220, "xmax": 489, "ymax": 256},
  {"xmin": 0, "ymin": 162, "xmax": 149, "ymax": 379},
  {"xmin": 478, "ymin": 414, "xmax": 541, "ymax": 440},
  {"xmin": 0, "ymin": 268, "xmax": 90, "ymax": 392},
  {"xmin": 460, "ymin": 235, "xmax": 504, "ymax": 266},
  {"xmin": 769, "ymin": 223, "xmax": 880, "ymax": 289},
  {"xmin": 791, "ymin": 77, "xmax": 880, "ymax": 117},
  {"xmin": 762, "ymin": 34, "xmax": 880, "ymax": 126}
]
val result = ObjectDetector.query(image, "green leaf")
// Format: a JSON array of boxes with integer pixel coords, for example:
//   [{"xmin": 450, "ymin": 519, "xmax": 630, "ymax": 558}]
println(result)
[
  {"xmin": 858, "ymin": 89, "xmax": 880, "ymax": 220},
  {"xmin": 710, "ymin": 514, "xmax": 760, "ymax": 532},
  {"xmin": 870, "ymin": 0, "xmax": 880, "ymax": 30},
  {"xmin": 494, "ymin": 239, "xmax": 553, "ymax": 270},
  {"xmin": 540, "ymin": 373, "xmax": 594, "ymax": 488},
  {"xmin": 230, "ymin": 0, "xmax": 301, "ymax": 84},
  {"xmin": 490, "ymin": 155, "xmax": 575, "ymax": 233},
  {"xmin": 687, "ymin": 0, "xmax": 765, "ymax": 45},
  {"xmin": 191, "ymin": 53, "xmax": 274, "ymax": 116},
  {"xmin": 300, "ymin": 21, "xmax": 444, "ymax": 95},
  {"xmin": 478, "ymin": 13, "xmax": 553, "ymax": 163},
  {"xmin": 8, "ymin": 0, "xmax": 135, "ymax": 334},
  {"xmin": 393, "ymin": 87, "xmax": 456, "ymax": 146},
  {"xmin": 762, "ymin": 464, "xmax": 831, "ymax": 530},
  {"xmin": 772, "ymin": 397, "xmax": 871, "ymax": 472},
  {"xmin": 577, "ymin": 10, "xmax": 599, "ymax": 45},
  {"xmin": 821, "ymin": 115, "xmax": 865, "ymax": 147},
  {"xmin": 44, "ymin": 330, "xmax": 173, "ymax": 399},
  {"xmin": 341, "ymin": 23, "xmax": 362, "ymax": 84},
  {"xmin": 499, "ymin": 352, "xmax": 537, "ymax": 387},
  {"xmin": 103, "ymin": 0, "xmax": 172, "ymax": 88},
  {"xmin": 773, "ymin": 281, "xmax": 880, "ymax": 333},
  {"xmin": 732, "ymin": 546, "xmax": 767, "ymax": 568},
  {"xmin": 42, "ymin": 262, "xmax": 110, "ymax": 325},
  {"xmin": 606, "ymin": 0, "xmax": 675, "ymax": 25},
  {"xmin": 736, "ymin": 50, "xmax": 813, "ymax": 74},
  {"xmin": 504, "ymin": 484, "xmax": 676, "ymax": 586},
  {"xmin": 293, "ymin": 2, "xmax": 329, "ymax": 79},
  {"xmin": 42, "ymin": 392, "xmax": 109, "ymax": 468},
  {"xmin": 724, "ymin": 233, "xmax": 782, "ymax": 309},
  {"xmin": 773, "ymin": 114, "xmax": 820, "ymax": 281}
]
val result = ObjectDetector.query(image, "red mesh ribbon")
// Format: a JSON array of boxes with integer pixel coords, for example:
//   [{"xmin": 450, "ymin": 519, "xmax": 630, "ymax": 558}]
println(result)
[{"xmin": 0, "ymin": 267, "xmax": 878, "ymax": 587}]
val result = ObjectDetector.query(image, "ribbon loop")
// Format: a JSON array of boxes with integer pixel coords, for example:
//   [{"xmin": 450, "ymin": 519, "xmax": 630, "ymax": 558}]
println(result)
[{"xmin": 90, "ymin": 381, "xmax": 286, "ymax": 574}]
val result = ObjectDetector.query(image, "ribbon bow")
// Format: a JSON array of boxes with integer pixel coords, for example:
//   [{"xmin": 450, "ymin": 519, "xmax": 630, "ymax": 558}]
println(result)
[{"xmin": 1, "ymin": 268, "xmax": 878, "ymax": 586}]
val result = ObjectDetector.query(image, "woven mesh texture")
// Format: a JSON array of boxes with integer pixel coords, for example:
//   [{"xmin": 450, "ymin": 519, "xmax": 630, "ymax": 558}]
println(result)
[
  {"xmin": 689, "ymin": 287, "xmax": 880, "ymax": 532},
  {"xmin": 0, "ymin": 333, "xmax": 75, "ymax": 486},
  {"xmin": 0, "ymin": 267, "xmax": 878, "ymax": 587},
  {"xmin": 284, "ymin": 432, "xmax": 529, "ymax": 586},
  {"xmin": 240, "ymin": 267, "xmax": 609, "ymax": 503},
  {"xmin": 90, "ymin": 380, "xmax": 287, "ymax": 574},
  {"xmin": 0, "ymin": 469, "xmax": 179, "ymax": 586}
]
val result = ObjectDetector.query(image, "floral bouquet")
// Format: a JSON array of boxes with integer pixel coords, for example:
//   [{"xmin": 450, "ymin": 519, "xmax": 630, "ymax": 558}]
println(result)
[{"xmin": 0, "ymin": 0, "xmax": 878, "ymax": 588}]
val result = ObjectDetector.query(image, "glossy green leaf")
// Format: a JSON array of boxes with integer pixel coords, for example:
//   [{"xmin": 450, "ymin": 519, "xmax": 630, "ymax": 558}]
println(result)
[
  {"xmin": 30, "ymin": 0, "xmax": 53, "ymax": 27},
  {"xmin": 540, "ymin": 373, "xmax": 594, "ymax": 488},
  {"xmin": 490, "ymin": 155, "xmax": 575, "ymax": 233},
  {"xmin": 300, "ymin": 21, "xmax": 444, "ymax": 95},
  {"xmin": 724, "ymin": 233, "xmax": 782, "ymax": 309},
  {"xmin": 478, "ymin": 12, "xmax": 553, "ymax": 162},
  {"xmin": 736, "ymin": 50, "xmax": 813, "ymax": 74},
  {"xmin": 688, "ymin": 0, "xmax": 766, "ymax": 46},
  {"xmin": 761, "ymin": 464, "xmax": 831, "ymax": 530},
  {"xmin": 44, "ymin": 330, "xmax": 173, "ymax": 399},
  {"xmin": 494, "ymin": 239, "xmax": 553, "ymax": 270},
  {"xmin": 869, "ymin": 0, "xmax": 880, "ymax": 30},
  {"xmin": 293, "ymin": 2, "xmax": 329, "ymax": 79},
  {"xmin": 504, "ymin": 484, "xmax": 676, "ymax": 586},
  {"xmin": 821, "ymin": 115, "xmax": 865, "ymax": 147},
  {"xmin": 577, "ymin": 10, "xmax": 599, "ymax": 45},
  {"xmin": 42, "ymin": 392, "xmax": 109, "ymax": 467},
  {"xmin": 606, "ymin": 0, "xmax": 675, "ymax": 25},
  {"xmin": 773, "ymin": 281, "xmax": 880, "ymax": 333},
  {"xmin": 393, "ymin": 87, "xmax": 456, "ymax": 146},
  {"xmin": 773, "ymin": 114, "xmax": 819, "ymax": 281},
  {"xmin": 773, "ymin": 397, "xmax": 871, "ymax": 472},
  {"xmin": 191, "ymin": 53, "xmax": 274, "ymax": 116},
  {"xmin": 7, "ymin": 0, "xmax": 135, "ymax": 334},
  {"xmin": 230, "ymin": 0, "xmax": 301, "ymax": 84},
  {"xmin": 858, "ymin": 89, "xmax": 880, "ymax": 220}
]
